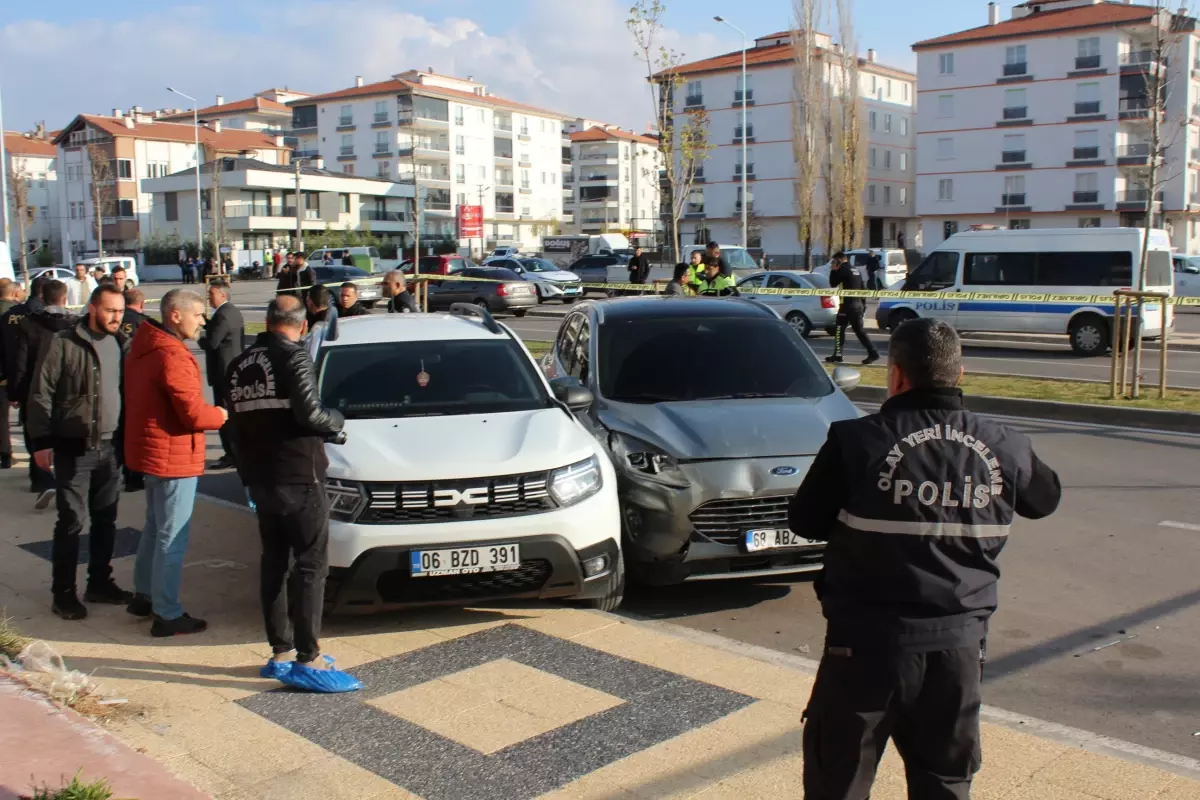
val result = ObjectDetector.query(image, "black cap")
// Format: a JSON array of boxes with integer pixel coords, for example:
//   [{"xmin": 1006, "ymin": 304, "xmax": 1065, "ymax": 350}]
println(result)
[{"xmin": 707, "ymin": 241, "xmax": 719, "ymax": 249}]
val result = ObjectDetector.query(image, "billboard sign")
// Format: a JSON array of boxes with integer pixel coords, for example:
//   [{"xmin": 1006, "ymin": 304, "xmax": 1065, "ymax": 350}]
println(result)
[{"xmin": 457, "ymin": 205, "xmax": 484, "ymax": 239}]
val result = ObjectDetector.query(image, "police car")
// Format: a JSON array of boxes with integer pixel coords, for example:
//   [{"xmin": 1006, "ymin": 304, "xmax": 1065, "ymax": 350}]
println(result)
[{"xmin": 315, "ymin": 305, "xmax": 624, "ymax": 612}]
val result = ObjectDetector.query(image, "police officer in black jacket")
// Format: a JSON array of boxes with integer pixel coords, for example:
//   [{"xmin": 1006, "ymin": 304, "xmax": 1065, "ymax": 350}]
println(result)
[
  {"xmin": 225, "ymin": 295, "xmax": 346, "ymax": 679},
  {"xmin": 827, "ymin": 251, "xmax": 879, "ymax": 365},
  {"xmin": 789, "ymin": 318, "xmax": 1061, "ymax": 800},
  {"xmin": 1, "ymin": 276, "xmax": 48, "ymax": 484}
]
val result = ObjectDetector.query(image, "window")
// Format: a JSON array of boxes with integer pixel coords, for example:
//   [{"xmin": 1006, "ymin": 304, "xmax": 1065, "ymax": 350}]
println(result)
[
  {"xmin": 1077, "ymin": 37, "xmax": 1101, "ymax": 70},
  {"xmin": 1002, "ymin": 133, "xmax": 1026, "ymax": 162},
  {"xmin": 478, "ymin": 108, "xmax": 486, "ymax": 123},
  {"xmin": 734, "ymin": 111, "xmax": 753, "ymax": 141},
  {"xmin": 1074, "ymin": 129, "xmax": 1100, "ymax": 160},
  {"xmin": 1004, "ymin": 88, "xmax": 1028, "ymax": 119},
  {"xmin": 868, "ymin": 184, "xmax": 877, "ymax": 204},
  {"xmin": 899, "ymin": 186, "xmax": 909, "ymax": 205},
  {"xmin": 884, "ymin": 150, "xmax": 892, "ymax": 169},
  {"xmin": 340, "ymin": 133, "xmax": 353, "ymax": 155},
  {"xmin": 1003, "ymin": 175, "xmax": 1026, "ymax": 205},
  {"xmin": 344, "ymin": 164, "xmax": 355, "ymax": 175},
  {"xmin": 900, "ymin": 152, "xmax": 908, "ymax": 171},
  {"xmin": 939, "ymin": 53, "xmax": 955, "ymax": 74},
  {"xmin": 455, "ymin": 135, "xmax": 465, "ymax": 155},
  {"xmin": 1036, "ymin": 251, "xmax": 1133, "ymax": 286},
  {"xmin": 339, "ymin": 193, "xmax": 350, "ymax": 213},
  {"xmin": 375, "ymin": 131, "xmax": 390, "ymax": 152},
  {"xmin": 685, "ymin": 80, "xmax": 703, "ymax": 107},
  {"xmin": 454, "ymin": 106, "xmax": 464, "ymax": 125},
  {"xmin": 521, "ymin": 169, "xmax": 530, "ymax": 189},
  {"xmin": 869, "ymin": 110, "xmax": 878, "ymax": 131},
  {"xmin": 456, "ymin": 164, "xmax": 466, "ymax": 183},
  {"xmin": 937, "ymin": 137, "xmax": 955, "ymax": 159},
  {"xmin": 1009, "ymin": 219, "xmax": 1031, "ymax": 230},
  {"xmin": 1073, "ymin": 171, "xmax": 1099, "ymax": 203},
  {"xmin": 339, "ymin": 104, "xmax": 353, "ymax": 125},
  {"xmin": 900, "ymin": 117, "xmax": 908, "ymax": 136},
  {"xmin": 884, "ymin": 114, "xmax": 892, "ymax": 133},
  {"xmin": 116, "ymin": 158, "xmax": 133, "ymax": 179},
  {"xmin": 478, "ymin": 165, "xmax": 487, "ymax": 181},
  {"xmin": 1075, "ymin": 81, "xmax": 1101, "ymax": 115},
  {"xmin": 966, "ymin": 252, "xmax": 1036, "ymax": 284},
  {"xmin": 903, "ymin": 83, "xmax": 910, "ymax": 102},
  {"xmin": 909, "ymin": 251, "xmax": 959, "ymax": 289},
  {"xmin": 937, "ymin": 94, "xmax": 954, "ymax": 118},
  {"xmin": 883, "ymin": 185, "xmax": 892, "ymax": 204},
  {"xmin": 938, "ymin": 178, "xmax": 954, "ymax": 201},
  {"xmin": 377, "ymin": 160, "xmax": 390, "ymax": 177},
  {"xmin": 374, "ymin": 100, "xmax": 388, "ymax": 122},
  {"xmin": 870, "ymin": 148, "xmax": 877, "ymax": 168},
  {"xmin": 871, "ymin": 75, "xmax": 878, "ymax": 95},
  {"xmin": 736, "ymin": 73, "xmax": 754, "ymax": 104},
  {"xmin": 117, "ymin": 198, "xmax": 134, "ymax": 218},
  {"xmin": 1005, "ymin": 44, "xmax": 1027, "ymax": 75},
  {"xmin": 887, "ymin": 79, "xmax": 893, "ymax": 98}
]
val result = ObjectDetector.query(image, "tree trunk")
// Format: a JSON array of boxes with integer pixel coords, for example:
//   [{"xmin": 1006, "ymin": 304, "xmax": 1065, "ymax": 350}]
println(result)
[
  {"xmin": 16, "ymin": 209, "xmax": 29, "ymax": 285},
  {"xmin": 93, "ymin": 176, "xmax": 104, "ymax": 260}
]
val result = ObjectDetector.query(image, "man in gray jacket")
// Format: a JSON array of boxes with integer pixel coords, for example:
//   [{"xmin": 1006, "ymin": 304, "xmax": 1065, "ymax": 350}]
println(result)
[{"xmin": 28, "ymin": 284, "xmax": 132, "ymax": 620}]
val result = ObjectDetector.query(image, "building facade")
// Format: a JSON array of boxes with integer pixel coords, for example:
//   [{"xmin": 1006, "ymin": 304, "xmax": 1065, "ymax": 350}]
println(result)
[
  {"xmin": 157, "ymin": 89, "xmax": 307, "ymax": 136},
  {"xmin": 664, "ymin": 30, "xmax": 918, "ymax": 261},
  {"xmin": 914, "ymin": 0, "xmax": 1200, "ymax": 253},
  {"xmin": 142, "ymin": 158, "xmax": 413, "ymax": 258},
  {"xmin": 565, "ymin": 124, "xmax": 663, "ymax": 242},
  {"xmin": 51, "ymin": 113, "xmax": 288, "ymax": 261},
  {"xmin": 289, "ymin": 70, "xmax": 570, "ymax": 254},
  {"xmin": 4, "ymin": 128, "xmax": 59, "ymax": 266}
]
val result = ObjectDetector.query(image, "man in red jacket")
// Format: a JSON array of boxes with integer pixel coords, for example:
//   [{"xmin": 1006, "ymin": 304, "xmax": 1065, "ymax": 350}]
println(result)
[{"xmin": 124, "ymin": 289, "xmax": 227, "ymax": 637}]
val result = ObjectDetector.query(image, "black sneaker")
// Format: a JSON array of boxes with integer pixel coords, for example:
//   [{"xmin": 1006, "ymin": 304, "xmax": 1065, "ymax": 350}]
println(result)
[
  {"xmin": 52, "ymin": 594, "xmax": 88, "ymax": 621},
  {"xmin": 0, "ymin": 453, "xmax": 12, "ymax": 469},
  {"xmin": 825, "ymin": 355, "xmax": 844, "ymax": 364},
  {"xmin": 151, "ymin": 613, "xmax": 208, "ymax": 638},
  {"xmin": 84, "ymin": 580, "xmax": 134, "ymax": 605},
  {"xmin": 862, "ymin": 353, "xmax": 880, "ymax": 366},
  {"xmin": 210, "ymin": 456, "xmax": 235, "ymax": 470},
  {"xmin": 126, "ymin": 594, "xmax": 152, "ymax": 618}
]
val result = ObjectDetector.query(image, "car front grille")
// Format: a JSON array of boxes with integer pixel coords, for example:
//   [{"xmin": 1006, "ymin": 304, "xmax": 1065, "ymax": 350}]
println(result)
[
  {"xmin": 375, "ymin": 559, "xmax": 553, "ymax": 603},
  {"xmin": 357, "ymin": 472, "xmax": 556, "ymax": 524},
  {"xmin": 689, "ymin": 495, "xmax": 792, "ymax": 546}
]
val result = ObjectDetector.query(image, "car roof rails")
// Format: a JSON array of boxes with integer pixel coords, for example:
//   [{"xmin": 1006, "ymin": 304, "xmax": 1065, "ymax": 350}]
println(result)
[{"xmin": 448, "ymin": 302, "xmax": 504, "ymax": 335}]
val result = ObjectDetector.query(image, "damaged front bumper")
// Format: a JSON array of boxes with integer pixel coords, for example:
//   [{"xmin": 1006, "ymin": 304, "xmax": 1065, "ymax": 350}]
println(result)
[{"xmin": 617, "ymin": 456, "xmax": 826, "ymax": 584}]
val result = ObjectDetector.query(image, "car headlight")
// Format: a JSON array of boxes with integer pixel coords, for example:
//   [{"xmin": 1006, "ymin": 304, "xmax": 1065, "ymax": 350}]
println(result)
[
  {"xmin": 609, "ymin": 433, "xmax": 689, "ymax": 486},
  {"xmin": 549, "ymin": 456, "xmax": 603, "ymax": 507},
  {"xmin": 326, "ymin": 478, "xmax": 368, "ymax": 522}
]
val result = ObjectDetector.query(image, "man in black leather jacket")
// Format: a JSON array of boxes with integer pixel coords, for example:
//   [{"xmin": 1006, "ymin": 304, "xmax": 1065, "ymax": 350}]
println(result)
[{"xmin": 225, "ymin": 295, "xmax": 347, "ymax": 682}]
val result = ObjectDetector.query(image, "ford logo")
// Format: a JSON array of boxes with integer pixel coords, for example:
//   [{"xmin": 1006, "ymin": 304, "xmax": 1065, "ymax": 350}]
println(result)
[{"xmin": 771, "ymin": 466, "xmax": 799, "ymax": 476}]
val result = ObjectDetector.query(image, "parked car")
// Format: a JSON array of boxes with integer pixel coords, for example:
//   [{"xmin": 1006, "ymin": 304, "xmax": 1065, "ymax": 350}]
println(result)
[
  {"xmin": 735, "ymin": 271, "xmax": 839, "ymax": 338},
  {"xmin": 307, "ymin": 246, "xmax": 382, "ymax": 273},
  {"xmin": 403, "ymin": 254, "xmax": 473, "ymax": 276},
  {"xmin": 425, "ymin": 267, "xmax": 537, "ymax": 317},
  {"xmin": 1172, "ymin": 254, "xmax": 1200, "ymax": 298},
  {"xmin": 317, "ymin": 306, "xmax": 623, "ymax": 612},
  {"xmin": 489, "ymin": 246, "xmax": 521, "ymax": 258},
  {"xmin": 78, "ymin": 256, "xmax": 141, "ymax": 286},
  {"xmin": 813, "ymin": 248, "xmax": 907, "ymax": 287},
  {"xmin": 28, "ymin": 267, "xmax": 76, "ymax": 283},
  {"xmin": 310, "ymin": 265, "xmax": 382, "ymax": 308},
  {"xmin": 481, "ymin": 257, "xmax": 583, "ymax": 303},
  {"xmin": 540, "ymin": 296, "xmax": 861, "ymax": 585},
  {"xmin": 567, "ymin": 254, "xmax": 629, "ymax": 286}
]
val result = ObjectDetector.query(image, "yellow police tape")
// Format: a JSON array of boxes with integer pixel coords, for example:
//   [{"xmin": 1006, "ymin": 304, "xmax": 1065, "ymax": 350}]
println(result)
[{"xmin": 270, "ymin": 272, "xmax": 1200, "ymax": 307}]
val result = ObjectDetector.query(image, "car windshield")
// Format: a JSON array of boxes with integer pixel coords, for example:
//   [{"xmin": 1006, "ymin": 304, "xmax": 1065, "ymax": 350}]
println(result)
[
  {"xmin": 721, "ymin": 249, "xmax": 757, "ymax": 269},
  {"xmin": 598, "ymin": 317, "xmax": 833, "ymax": 403},
  {"xmin": 519, "ymin": 259, "xmax": 560, "ymax": 273},
  {"xmin": 319, "ymin": 340, "xmax": 551, "ymax": 419}
]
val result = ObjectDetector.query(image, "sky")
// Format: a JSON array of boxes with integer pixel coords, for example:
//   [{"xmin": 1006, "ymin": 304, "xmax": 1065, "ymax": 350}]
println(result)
[{"xmin": 0, "ymin": 0, "xmax": 1025, "ymax": 134}]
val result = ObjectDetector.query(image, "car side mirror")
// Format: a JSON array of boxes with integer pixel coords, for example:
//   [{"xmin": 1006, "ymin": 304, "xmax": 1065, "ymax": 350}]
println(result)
[
  {"xmin": 514, "ymin": 266, "xmax": 525, "ymax": 274},
  {"xmin": 550, "ymin": 376, "xmax": 593, "ymax": 411},
  {"xmin": 831, "ymin": 366, "xmax": 861, "ymax": 392},
  {"xmin": 1186, "ymin": 266, "xmax": 1200, "ymax": 274}
]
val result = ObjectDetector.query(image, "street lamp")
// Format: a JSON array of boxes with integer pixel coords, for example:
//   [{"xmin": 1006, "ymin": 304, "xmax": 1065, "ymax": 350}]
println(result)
[
  {"xmin": 476, "ymin": 185, "xmax": 491, "ymax": 260},
  {"xmin": 167, "ymin": 87, "xmax": 204, "ymax": 262},
  {"xmin": 714, "ymin": 16, "xmax": 748, "ymax": 250}
]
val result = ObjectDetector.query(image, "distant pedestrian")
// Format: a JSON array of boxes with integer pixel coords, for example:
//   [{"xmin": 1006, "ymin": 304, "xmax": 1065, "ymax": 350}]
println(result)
[
  {"xmin": 627, "ymin": 245, "xmax": 650, "ymax": 285},
  {"xmin": 198, "ymin": 279, "xmax": 245, "ymax": 471},
  {"xmin": 124, "ymin": 289, "xmax": 228, "ymax": 637},
  {"xmin": 342, "ymin": 251, "xmax": 355, "ymax": 267},
  {"xmin": 865, "ymin": 250, "xmax": 883, "ymax": 291},
  {"xmin": 897, "ymin": 230, "xmax": 907, "ymax": 252},
  {"xmin": 272, "ymin": 249, "xmax": 283, "ymax": 278},
  {"xmin": 303, "ymin": 284, "xmax": 338, "ymax": 359},
  {"xmin": 2, "ymin": 276, "xmax": 50, "ymax": 488},
  {"xmin": 27, "ymin": 284, "xmax": 132, "ymax": 620},
  {"xmin": 827, "ymin": 251, "xmax": 880, "ymax": 366},
  {"xmin": 65, "ymin": 263, "xmax": 98, "ymax": 309}
]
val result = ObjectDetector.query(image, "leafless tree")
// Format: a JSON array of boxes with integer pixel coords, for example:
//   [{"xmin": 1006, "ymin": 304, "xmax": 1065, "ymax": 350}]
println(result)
[
  {"xmin": 833, "ymin": 0, "xmax": 867, "ymax": 252},
  {"xmin": 86, "ymin": 141, "xmax": 113, "ymax": 260},
  {"xmin": 7, "ymin": 161, "xmax": 34, "ymax": 284},
  {"xmin": 791, "ymin": 0, "xmax": 827, "ymax": 268}
]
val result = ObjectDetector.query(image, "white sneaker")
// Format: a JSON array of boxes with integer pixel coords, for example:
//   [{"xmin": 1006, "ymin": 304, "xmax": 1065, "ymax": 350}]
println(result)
[{"xmin": 34, "ymin": 489, "xmax": 56, "ymax": 511}]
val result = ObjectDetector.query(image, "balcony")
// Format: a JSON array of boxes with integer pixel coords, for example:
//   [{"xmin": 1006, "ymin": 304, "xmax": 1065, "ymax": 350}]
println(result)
[
  {"xmin": 1072, "ymin": 190, "xmax": 1100, "ymax": 204},
  {"xmin": 1120, "ymin": 50, "xmax": 1166, "ymax": 73},
  {"xmin": 1192, "ymin": 102, "xmax": 1200, "ymax": 119},
  {"xmin": 494, "ymin": 120, "xmax": 514, "ymax": 137},
  {"xmin": 1000, "ymin": 150, "xmax": 1027, "ymax": 166},
  {"xmin": 397, "ymin": 109, "xmax": 450, "ymax": 128},
  {"xmin": 338, "ymin": 146, "xmax": 356, "ymax": 161},
  {"xmin": 1002, "ymin": 106, "xmax": 1028, "ymax": 120},
  {"xmin": 733, "ymin": 127, "xmax": 755, "ymax": 144},
  {"xmin": 733, "ymin": 164, "xmax": 756, "ymax": 180},
  {"xmin": 684, "ymin": 203, "xmax": 705, "ymax": 218},
  {"xmin": 1073, "ymin": 101, "xmax": 1101, "ymax": 116},
  {"xmin": 1073, "ymin": 146, "xmax": 1100, "ymax": 161},
  {"xmin": 734, "ymin": 200, "xmax": 754, "ymax": 213},
  {"xmin": 1115, "ymin": 188, "xmax": 1161, "ymax": 209},
  {"xmin": 294, "ymin": 149, "xmax": 320, "ymax": 160},
  {"xmin": 337, "ymin": 116, "xmax": 355, "ymax": 131},
  {"xmin": 1117, "ymin": 142, "xmax": 1154, "ymax": 166},
  {"xmin": 1074, "ymin": 54, "xmax": 1101, "ymax": 71},
  {"xmin": 373, "ymin": 143, "xmax": 392, "ymax": 157},
  {"xmin": 371, "ymin": 113, "xmax": 391, "ymax": 129},
  {"xmin": 361, "ymin": 209, "xmax": 408, "ymax": 224},
  {"xmin": 1192, "ymin": 147, "xmax": 1200, "ymax": 162},
  {"xmin": 734, "ymin": 89, "xmax": 754, "ymax": 107},
  {"xmin": 1118, "ymin": 96, "xmax": 1152, "ymax": 120},
  {"xmin": 1002, "ymin": 61, "xmax": 1028, "ymax": 77},
  {"xmin": 1000, "ymin": 193, "xmax": 1026, "ymax": 207},
  {"xmin": 494, "ymin": 144, "xmax": 514, "ymax": 161},
  {"xmin": 684, "ymin": 94, "xmax": 704, "ymax": 110},
  {"xmin": 693, "ymin": 166, "xmax": 706, "ymax": 183}
]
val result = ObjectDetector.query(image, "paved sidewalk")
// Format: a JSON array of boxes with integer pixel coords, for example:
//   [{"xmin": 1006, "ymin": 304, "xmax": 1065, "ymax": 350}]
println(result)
[{"xmin": 0, "ymin": 466, "xmax": 1197, "ymax": 799}]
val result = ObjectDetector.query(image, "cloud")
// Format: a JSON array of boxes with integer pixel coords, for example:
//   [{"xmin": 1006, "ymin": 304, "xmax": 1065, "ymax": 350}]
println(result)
[{"xmin": 0, "ymin": 0, "xmax": 738, "ymax": 133}]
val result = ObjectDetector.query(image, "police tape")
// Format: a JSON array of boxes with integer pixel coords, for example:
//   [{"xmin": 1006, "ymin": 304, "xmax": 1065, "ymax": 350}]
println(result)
[{"xmin": 269, "ymin": 272, "xmax": 1200, "ymax": 306}]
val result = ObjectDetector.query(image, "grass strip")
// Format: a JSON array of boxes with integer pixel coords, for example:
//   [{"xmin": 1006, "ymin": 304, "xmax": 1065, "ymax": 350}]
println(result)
[
  {"xmin": 24, "ymin": 773, "xmax": 117, "ymax": 800},
  {"xmin": 0, "ymin": 611, "xmax": 31, "ymax": 660}
]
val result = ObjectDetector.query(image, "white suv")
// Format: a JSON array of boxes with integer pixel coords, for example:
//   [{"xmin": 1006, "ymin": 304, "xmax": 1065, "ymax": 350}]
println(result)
[{"xmin": 316, "ymin": 305, "xmax": 624, "ymax": 612}]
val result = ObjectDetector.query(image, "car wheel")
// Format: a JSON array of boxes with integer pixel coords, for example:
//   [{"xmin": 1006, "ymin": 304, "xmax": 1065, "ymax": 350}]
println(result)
[
  {"xmin": 1069, "ymin": 314, "xmax": 1109, "ymax": 356},
  {"xmin": 513, "ymin": 309, "xmax": 528, "ymax": 318},
  {"xmin": 535, "ymin": 286, "xmax": 546, "ymax": 304},
  {"xmin": 785, "ymin": 311, "xmax": 813, "ymax": 338},
  {"xmin": 474, "ymin": 298, "xmax": 488, "ymax": 309},
  {"xmin": 887, "ymin": 308, "xmax": 918, "ymax": 332},
  {"xmin": 580, "ymin": 551, "xmax": 625, "ymax": 612}
]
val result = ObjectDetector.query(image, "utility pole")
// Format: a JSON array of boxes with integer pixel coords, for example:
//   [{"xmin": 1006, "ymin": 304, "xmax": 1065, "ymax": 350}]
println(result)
[
  {"xmin": 476, "ymin": 184, "xmax": 490, "ymax": 260},
  {"xmin": 410, "ymin": 145, "xmax": 421, "ymax": 261}
]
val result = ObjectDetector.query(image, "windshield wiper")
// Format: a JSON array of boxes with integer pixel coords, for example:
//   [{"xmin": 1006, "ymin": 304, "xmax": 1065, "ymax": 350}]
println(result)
[{"xmin": 696, "ymin": 392, "xmax": 793, "ymax": 400}]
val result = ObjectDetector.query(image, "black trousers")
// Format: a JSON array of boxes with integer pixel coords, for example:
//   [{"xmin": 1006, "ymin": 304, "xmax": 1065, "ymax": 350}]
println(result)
[
  {"xmin": 51, "ymin": 441, "xmax": 122, "ymax": 596},
  {"xmin": 0, "ymin": 385, "xmax": 11, "ymax": 456},
  {"xmin": 802, "ymin": 644, "xmax": 983, "ymax": 800},
  {"xmin": 213, "ymin": 384, "xmax": 234, "ymax": 463},
  {"xmin": 833, "ymin": 310, "xmax": 879, "ymax": 359},
  {"xmin": 867, "ymin": 271, "xmax": 883, "ymax": 290},
  {"xmin": 21, "ymin": 405, "xmax": 56, "ymax": 493},
  {"xmin": 249, "ymin": 482, "xmax": 329, "ymax": 663}
]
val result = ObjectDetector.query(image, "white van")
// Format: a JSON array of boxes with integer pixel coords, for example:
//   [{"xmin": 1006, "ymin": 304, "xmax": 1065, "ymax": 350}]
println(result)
[
  {"xmin": 813, "ymin": 248, "xmax": 908, "ymax": 286},
  {"xmin": 79, "ymin": 256, "xmax": 140, "ymax": 286},
  {"xmin": 875, "ymin": 228, "xmax": 1174, "ymax": 356},
  {"xmin": 307, "ymin": 246, "xmax": 381, "ymax": 273}
]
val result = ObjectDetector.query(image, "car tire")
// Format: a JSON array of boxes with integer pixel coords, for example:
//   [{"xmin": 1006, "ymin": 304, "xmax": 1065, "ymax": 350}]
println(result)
[
  {"xmin": 580, "ymin": 551, "xmax": 625, "ymax": 612},
  {"xmin": 785, "ymin": 311, "xmax": 813, "ymax": 338},
  {"xmin": 887, "ymin": 308, "xmax": 918, "ymax": 332},
  {"xmin": 474, "ymin": 298, "xmax": 488, "ymax": 309},
  {"xmin": 513, "ymin": 309, "xmax": 528, "ymax": 318},
  {"xmin": 1069, "ymin": 314, "xmax": 1109, "ymax": 356}
]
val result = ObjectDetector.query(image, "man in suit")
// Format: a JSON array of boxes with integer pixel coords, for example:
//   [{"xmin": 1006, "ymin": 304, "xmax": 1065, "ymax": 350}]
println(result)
[{"xmin": 198, "ymin": 279, "xmax": 245, "ymax": 470}]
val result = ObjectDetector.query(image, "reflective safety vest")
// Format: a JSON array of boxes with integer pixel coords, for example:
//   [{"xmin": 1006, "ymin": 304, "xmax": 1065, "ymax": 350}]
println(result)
[{"xmin": 695, "ymin": 273, "xmax": 738, "ymax": 296}]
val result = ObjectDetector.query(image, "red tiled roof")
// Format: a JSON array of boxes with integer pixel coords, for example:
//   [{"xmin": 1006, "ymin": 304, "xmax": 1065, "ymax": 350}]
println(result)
[
  {"xmin": 4, "ymin": 131, "xmax": 56, "ymax": 157},
  {"xmin": 659, "ymin": 42, "xmax": 914, "ymax": 80},
  {"xmin": 756, "ymin": 30, "xmax": 792, "ymax": 40},
  {"xmin": 913, "ymin": 2, "xmax": 1157, "ymax": 49},
  {"xmin": 159, "ymin": 96, "xmax": 290, "ymax": 121},
  {"xmin": 570, "ymin": 126, "xmax": 658, "ymax": 146},
  {"xmin": 52, "ymin": 115, "xmax": 288, "ymax": 151},
  {"xmin": 296, "ymin": 77, "xmax": 569, "ymax": 119}
]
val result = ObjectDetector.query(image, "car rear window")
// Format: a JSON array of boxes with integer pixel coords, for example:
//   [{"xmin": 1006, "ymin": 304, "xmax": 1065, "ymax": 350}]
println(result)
[
  {"xmin": 598, "ymin": 317, "xmax": 833, "ymax": 403},
  {"xmin": 318, "ymin": 340, "xmax": 551, "ymax": 419}
]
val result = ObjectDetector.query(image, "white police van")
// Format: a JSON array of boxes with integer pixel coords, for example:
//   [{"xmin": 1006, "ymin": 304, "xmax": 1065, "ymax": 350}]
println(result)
[{"xmin": 876, "ymin": 228, "xmax": 1174, "ymax": 356}]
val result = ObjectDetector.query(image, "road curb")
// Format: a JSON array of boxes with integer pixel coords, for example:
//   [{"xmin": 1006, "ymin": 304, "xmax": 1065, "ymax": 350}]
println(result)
[{"xmin": 846, "ymin": 385, "xmax": 1200, "ymax": 433}]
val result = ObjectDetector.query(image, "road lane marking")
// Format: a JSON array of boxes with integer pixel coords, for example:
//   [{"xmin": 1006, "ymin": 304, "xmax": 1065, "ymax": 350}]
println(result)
[{"xmin": 1159, "ymin": 520, "xmax": 1200, "ymax": 532}]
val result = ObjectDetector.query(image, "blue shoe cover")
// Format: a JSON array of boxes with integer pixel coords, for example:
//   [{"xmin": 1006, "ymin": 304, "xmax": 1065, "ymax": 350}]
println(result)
[
  {"xmin": 281, "ymin": 660, "xmax": 361, "ymax": 693},
  {"xmin": 260, "ymin": 658, "xmax": 293, "ymax": 680}
]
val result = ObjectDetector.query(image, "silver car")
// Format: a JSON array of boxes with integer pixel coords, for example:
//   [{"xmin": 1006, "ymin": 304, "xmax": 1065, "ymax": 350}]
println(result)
[
  {"xmin": 736, "ymin": 271, "xmax": 840, "ymax": 338},
  {"xmin": 483, "ymin": 256, "xmax": 584, "ymax": 303}
]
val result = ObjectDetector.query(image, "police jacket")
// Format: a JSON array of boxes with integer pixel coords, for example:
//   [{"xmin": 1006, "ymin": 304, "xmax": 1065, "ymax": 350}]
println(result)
[
  {"xmin": 225, "ymin": 331, "xmax": 345, "ymax": 486},
  {"xmin": 695, "ymin": 273, "xmax": 739, "ymax": 297},
  {"xmin": 829, "ymin": 265, "xmax": 867, "ymax": 313},
  {"xmin": 11, "ymin": 308, "xmax": 78, "ymax": 404},
  {"xmin": 788, "ymin": 387, "xmax": 1061, "ymax": 653}
]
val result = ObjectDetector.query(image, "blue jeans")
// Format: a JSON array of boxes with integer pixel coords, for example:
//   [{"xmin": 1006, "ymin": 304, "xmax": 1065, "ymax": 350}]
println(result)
[{"xmin": 134, "ymin": 476, "xmax": 199, "ymax": 621}]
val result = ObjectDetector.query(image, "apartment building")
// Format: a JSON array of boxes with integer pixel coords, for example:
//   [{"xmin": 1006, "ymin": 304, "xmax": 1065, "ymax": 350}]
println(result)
[
  {"xmin": 914, "ymin": 0, "xmax": 1200, "ymax": 252},
  {"xmin": 4, "ymin": 128, "xmax": 59, "ymax": 263},
  {"xmin": 142, "ymin": 157, "xmax": 413, "ymax": 255},
  {"xmin": 51, "ymin": 113, "xmax": 288, "ymax": 261},
  {"xmin": 289, "ymin": 70, "xmax": 570, "ymax": 253},
  {"xmin": 663, "ymin": 30, "xmax": 917, "ymax": 259},
  {"xmin": 158, "ymin": 89, "xmax": 309, "ymax": 136},
  {"xmin": 564, "ymin": 124, "xmax": 663, "ymax": 241}
]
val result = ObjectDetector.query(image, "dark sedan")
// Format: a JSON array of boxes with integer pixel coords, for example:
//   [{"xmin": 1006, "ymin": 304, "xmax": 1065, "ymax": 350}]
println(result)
[
  {"xmin": 425, "ymin": 267, "xmax": 537, "ymax": 316},
  {"xmin": 311, "ymin": 265, "xmax": 382, "ymax": 308}
]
